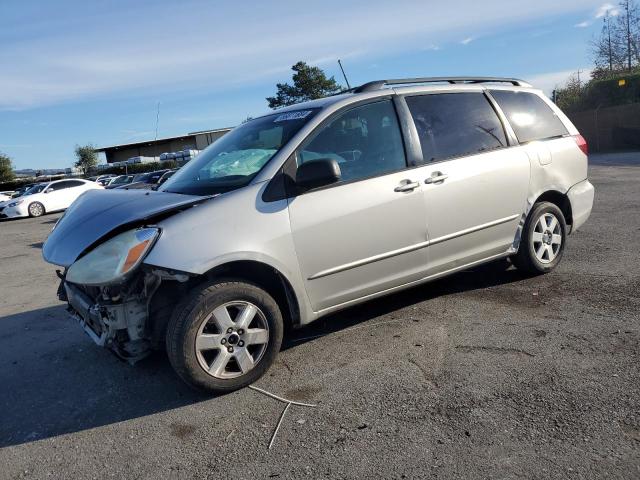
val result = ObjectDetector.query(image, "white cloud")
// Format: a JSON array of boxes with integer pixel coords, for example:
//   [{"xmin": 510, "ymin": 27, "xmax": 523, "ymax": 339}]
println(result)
[
  {"xmin": 595, "ymin": 3, "xmax": 620, "ymax": 18},
  {"xmin": 460, "ymin": 37, "xmax": 474, "ymax": 45},
  {"xmin": 574, "ymin": 20, "xmax": 592, "ymax": 27},
  {"xmin": 0, "ymin": 0, "xmax": 607, "ymax": 110}
]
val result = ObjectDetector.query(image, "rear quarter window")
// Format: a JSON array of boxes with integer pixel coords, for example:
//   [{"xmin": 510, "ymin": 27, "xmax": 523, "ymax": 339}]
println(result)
[{"xmin": 490, "ymin": 90, "xmax": 568, "ymax": 143}]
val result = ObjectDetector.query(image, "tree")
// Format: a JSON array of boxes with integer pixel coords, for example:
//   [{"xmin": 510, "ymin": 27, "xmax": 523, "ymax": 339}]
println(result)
[
  {"xmin": 266, "ymin": 61, "xmax": 342, "ymax": 109},
  {"xmin": 555, "ymin": 72, "xmax": 585, "ymax": 112},
  {"xmin": 74, "ymin": 144, "xmax": 98, "ymax": 175},
  {"xmin": 0, "ymin": 152, "xmax": 15, "ymax": 182},
  {"xmin": 591, "ymin": 12, "xmax": 623, "ymax": 75},
  {"xmin": 591, "ymin": 1, "xmax": 640, "ymax": 76},
  {"xmin": 616, "ymin": 0, "xmax": 640, "ymax": 70}
]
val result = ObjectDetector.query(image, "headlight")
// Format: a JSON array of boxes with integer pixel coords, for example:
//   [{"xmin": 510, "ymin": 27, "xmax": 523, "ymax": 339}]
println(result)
[
  {"xmin": 66, "ymin": 227, "xmax": 159, "ymax": 286},
  {"xmin": 8, "ymin": 199, "xmax": 24, "ymax": 207}
]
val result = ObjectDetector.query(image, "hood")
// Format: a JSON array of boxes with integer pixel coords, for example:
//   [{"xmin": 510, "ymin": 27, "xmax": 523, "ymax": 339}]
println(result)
[{"xmin": 42, "ymin": 189, "xmax": 207, "ymax": 267}]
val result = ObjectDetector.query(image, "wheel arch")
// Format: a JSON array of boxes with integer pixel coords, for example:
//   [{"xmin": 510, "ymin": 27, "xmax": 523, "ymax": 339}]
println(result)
[
  {"xmin": 532, "ymin": 190, "xmax": 573, "ymax": 228},
  {"xmin": 201, "ymin": 260, "xmax": 302, "ymax": 331}
]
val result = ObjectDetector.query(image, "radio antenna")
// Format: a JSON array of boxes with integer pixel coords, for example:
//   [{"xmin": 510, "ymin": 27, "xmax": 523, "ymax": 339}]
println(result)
[{"xmin": 338, "ymin": 59, "xmax": 351, "ymax": 90}]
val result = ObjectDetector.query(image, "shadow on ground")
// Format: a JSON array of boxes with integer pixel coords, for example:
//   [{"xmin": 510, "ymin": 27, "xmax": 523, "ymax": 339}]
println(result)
[
  {"xmin": 0, "ymin": 260, "xmax": 529, "ymax": 448},
  {"xmin": 285, "ymin": 259, "xmax": 529, "ymax": 348}
]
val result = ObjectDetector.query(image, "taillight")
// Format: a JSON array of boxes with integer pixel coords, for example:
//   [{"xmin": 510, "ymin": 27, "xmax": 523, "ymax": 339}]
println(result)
[{"xmin": 574, "ymin": 134, "xmax": 588, "ymax": 155}]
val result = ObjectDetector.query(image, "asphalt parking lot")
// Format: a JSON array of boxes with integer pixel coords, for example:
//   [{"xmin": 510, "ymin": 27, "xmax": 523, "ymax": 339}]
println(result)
[{"xmin": 1, "ymin": 153, "xmax": 639, "ymax": 479}]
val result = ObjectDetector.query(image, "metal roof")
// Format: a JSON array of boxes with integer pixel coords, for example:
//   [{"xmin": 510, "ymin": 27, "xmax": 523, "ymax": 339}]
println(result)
[{"xmin": 95, "ymin": 127, "xmax": 233, "ymax": 152}]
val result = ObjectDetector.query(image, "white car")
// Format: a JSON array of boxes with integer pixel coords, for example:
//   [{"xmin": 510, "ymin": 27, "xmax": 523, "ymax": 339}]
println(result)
[
  {"xmin": 0, "ymin": 179, "xmax": 102, "ymax": 219},
  {"xmin": 0, "ymin": 193, "xmax": 11, "ymax": 202}
]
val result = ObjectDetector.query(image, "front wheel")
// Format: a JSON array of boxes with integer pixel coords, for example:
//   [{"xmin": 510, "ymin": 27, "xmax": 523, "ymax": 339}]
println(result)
[
  {"xmin": 512, "ymin": 201, "xmax": 567, "ymax": 274},
  {"xmin": 166, "ymin": 280, "xmax": 283, "ymax": 393},
  {"xmin": 28, "ymin": 202, "xmax": 45, "ymax": 217}
]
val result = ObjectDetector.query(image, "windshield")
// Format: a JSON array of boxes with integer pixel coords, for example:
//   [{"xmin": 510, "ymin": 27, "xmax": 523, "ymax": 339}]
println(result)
[
  {"xmin": 147, "ymin": 171, "xmax": 165, "ymax": 183},
  {"xmin": 24, "ymin": 184, "xmax": 47, "ymax": 195},
  {"xmin": 112, "ymin": 175, "xmax": 133, "ymax": 185},
  {"xmin": 160, "ymin": 109, "xmax": 318, "ymax": 196}
]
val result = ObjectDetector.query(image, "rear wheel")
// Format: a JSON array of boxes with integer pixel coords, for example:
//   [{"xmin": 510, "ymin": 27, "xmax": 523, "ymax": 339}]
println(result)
[
  {"xmin": 512, "ymin": 201, "xmax": 567, "ymax": 274},
  {"xmin": 28, "ymin": 202, "xmax": 45, "ymax": 217},
  {"xmin": 166, "ymin": 280, "xmax": 283, "ymax": 393}
]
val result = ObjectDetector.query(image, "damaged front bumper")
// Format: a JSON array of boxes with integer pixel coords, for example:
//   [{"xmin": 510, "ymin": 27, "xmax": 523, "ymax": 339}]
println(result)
[{"xmin": 64, "ymin": 281, "xmax": 152, "ymax": 363}]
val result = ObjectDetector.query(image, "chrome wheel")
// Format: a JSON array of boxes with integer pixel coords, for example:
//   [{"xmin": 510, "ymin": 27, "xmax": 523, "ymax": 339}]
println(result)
[
  {"xmin": 195, "ymin": 301, "xmax": 269, "ymax": 379},
  {"xmin": 532, "ymin": 212, "xmax": 562, "ymax": 264},
  {"xmin": 29, "ymin": 202, "xmax": 44, "ymax": 217}
]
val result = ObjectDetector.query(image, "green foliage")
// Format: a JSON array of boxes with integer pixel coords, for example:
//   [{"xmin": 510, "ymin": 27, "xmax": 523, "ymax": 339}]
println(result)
[
  {"xmin": 555, "ymin": 70, "xmax": 640, "ymax": 112},
  {"xmin": 0, "ymin": 179, "xmax": 36, "ymax": 192},
  {"xmin": 0, "ymin": 152, "xmax": 15, "ymax": 182},
  {"xmin": 267, "ymin": 61, "xmax": 342, "ymax": 109},
  {"xmin": 74, "ymin": 144, "xmax": 99, "ymax": 175}
]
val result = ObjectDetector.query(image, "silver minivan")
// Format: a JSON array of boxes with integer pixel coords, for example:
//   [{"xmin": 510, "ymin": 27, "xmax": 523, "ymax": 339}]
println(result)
[{"xmin": 43, "ymin": 77, "xmax": 594, "ymax": 392}]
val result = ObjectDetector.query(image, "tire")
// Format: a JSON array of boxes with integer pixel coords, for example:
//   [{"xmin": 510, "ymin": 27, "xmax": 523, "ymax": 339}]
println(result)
[
  {"xmin": 28, "ymin": 202, "xmax": 45, "ymax": 217},
  {"xmin": 512, "ymin": 201, "xmax": 567, "ymax": 274},
  {"xmin": 166, "ymin": 279, "xmax": 284, "ymax": 393}
]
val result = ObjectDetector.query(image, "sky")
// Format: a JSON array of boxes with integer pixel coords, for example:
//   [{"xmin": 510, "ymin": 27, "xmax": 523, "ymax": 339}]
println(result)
[{"xmin": 0, "ymin": 0, "xmax": 617, "ymax": 169}]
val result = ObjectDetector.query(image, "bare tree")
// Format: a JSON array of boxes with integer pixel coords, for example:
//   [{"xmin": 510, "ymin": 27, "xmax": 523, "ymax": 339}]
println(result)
[
  {"xmin": 591, "ymin": 1, "xmax": 640, "ymax": 77},
  {"xmin": 591, "ymin": 13, "xmax": 618, "ymax": 73},
  {"xmin": 614, "ymin": 0, "xmax": 640, "ymax": 71}
]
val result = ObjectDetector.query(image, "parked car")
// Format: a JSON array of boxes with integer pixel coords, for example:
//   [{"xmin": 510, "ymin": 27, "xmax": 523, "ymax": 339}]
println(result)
[
  {"xmin": 11, "ymin": 184, "xmax": 36, "ymax": 198},
  {"xmin": 105, "ymin": 175, "xmax": 135, "ymax": 189},
  {"xmin": 115, "ymin": 170, "xmax": 170, "ymax": 190},
  {"xmin": 95, "ymin": 174, "xmax": 117, "ymax": 183},
  {"xmin": 0, "ymin": 184, "xmax": 37, "ymax": 210},
  {"xmin": 97, "ymin": 176, "xmax": 118, "ymax": 187},
  {"xmin": 0, "ymin": 183, "xmax": 47, "ymax": 214},
  {"xmin": 154, "ymin": 169, "xmax": 177, "ymax": 189},
  {"xmin": 43, "ymin": 76, "xmax": 594, "ymax": 393},
  {"xmin": 1, "ymin": 179, "xmax": 102, "ymax": 218},
  {"xmin": 0, "ymin": 192, "xmax": 11, "ymax": 202}
]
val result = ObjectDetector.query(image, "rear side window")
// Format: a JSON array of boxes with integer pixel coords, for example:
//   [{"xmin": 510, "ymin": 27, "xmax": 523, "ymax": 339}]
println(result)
[
  {"xmin": 66, "ymin": 180, "xmax": 86, "ymax": 188},
  {"xmin": 489, "ymin": 90, "xmax": 568, "ymax": 143},
  {"xmin": 405, "ymin": 92, "xmax": 507, "ymax": 163},
  {"xmin": 49, "ymin": 181, "xmax": 72, "ymax": 190}
]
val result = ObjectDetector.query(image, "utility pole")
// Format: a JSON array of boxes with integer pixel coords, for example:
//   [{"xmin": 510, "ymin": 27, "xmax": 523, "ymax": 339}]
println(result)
[
  {"xmin": 576, "ymin": 68, "xmax": 583, "ymax": 91},
  {"xmin": 155, "ymin": 102, "xmax": 161, "ymax": 141},
  {"xmin": 625, "ymin": 0, "xmax": 632, "ymax": 71},
  {"xmin": 606, "ymin": 13, "xmax": 613, "ymax": 72},
  {"xmin": 338, "ymin": 59, "xmax": 351, "ymax": 90}
]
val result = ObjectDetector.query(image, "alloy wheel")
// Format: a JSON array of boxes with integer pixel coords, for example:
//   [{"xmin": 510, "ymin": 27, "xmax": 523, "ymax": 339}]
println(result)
[
  {"xmin": 29, "ymin": 203, "xmax": 43, "ymax": 217},
  {"xmin": 195, "ymin": 301, "xmax": 269, "ymax": 379},
  {"xmin": 532, "ymin": 212, "xmax": 562, "ymax": 264}
]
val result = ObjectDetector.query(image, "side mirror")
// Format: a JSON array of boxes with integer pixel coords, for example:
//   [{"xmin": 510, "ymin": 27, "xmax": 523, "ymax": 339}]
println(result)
[
  {"xmin": 295, "ymin": 158, "xmax": 341, "ymax": 190},
  {"xmin": 45, "ymin": 188, "xmax": 54, "ymax": 193}
]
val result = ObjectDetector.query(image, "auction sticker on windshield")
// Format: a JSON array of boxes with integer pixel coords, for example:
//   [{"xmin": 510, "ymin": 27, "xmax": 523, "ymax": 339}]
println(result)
[{"xmin": 274, "ymin": 110, "xmax": 313, "ymax": 122}]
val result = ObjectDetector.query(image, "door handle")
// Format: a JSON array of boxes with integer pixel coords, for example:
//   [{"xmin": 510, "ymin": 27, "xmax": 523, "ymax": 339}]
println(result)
[
  {"xmin": 394, "ymin": 180, "xmax": 420, "ymax": 192},
  {"xmin": 424, "ymin": 172, "xmax": 448, "ymax": 184}
]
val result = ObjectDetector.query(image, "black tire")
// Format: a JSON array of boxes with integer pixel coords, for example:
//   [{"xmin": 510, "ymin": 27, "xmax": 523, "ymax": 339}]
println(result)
[
  {"xmin": 28, "ymin": 201, "xmax": 45, "ymax": 218},
  {"xmin": 512, "ymin": 201, "xmax": 567, "ymax": 274},
  {"xmin": 166, "ymin": 279, "xmax": 283, "ymax": 393}
]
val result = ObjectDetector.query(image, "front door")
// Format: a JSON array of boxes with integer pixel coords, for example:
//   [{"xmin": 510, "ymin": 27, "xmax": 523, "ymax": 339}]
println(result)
[
  {"xmin": 288, "ymin": 99, "xmax": 429, "ymax": 312},
  {"xmin": 403, "ymin": 91, "xmax": 530, "ymax": 275},
  {"xmin": 43, "ymin": 181, "xmax": 72, "ymax": 211}
]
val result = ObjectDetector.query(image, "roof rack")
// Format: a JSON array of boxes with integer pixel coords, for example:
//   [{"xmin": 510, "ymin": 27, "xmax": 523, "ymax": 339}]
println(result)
[{"xmin": 352, "ymin": 77, "xmax": 531, "ymax": 93}]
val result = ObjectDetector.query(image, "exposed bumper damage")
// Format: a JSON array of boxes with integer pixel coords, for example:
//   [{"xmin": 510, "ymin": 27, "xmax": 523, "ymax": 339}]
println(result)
[{"xmin": 61, "ymin": 269, "xmax": 188, "ymax": 363}]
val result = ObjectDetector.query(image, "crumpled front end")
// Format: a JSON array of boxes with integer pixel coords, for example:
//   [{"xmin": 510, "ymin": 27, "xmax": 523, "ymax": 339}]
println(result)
[
  {"xmin": 60, "ymin": 268, "xmax": 189, "ymax": 363},
  {"xmin": 42, "ymin": 189, "xmax": 206, "ymax": 362},
  {"xmin": 61, "ymin": 271, "xmax": 158, "ymax": 362}
]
